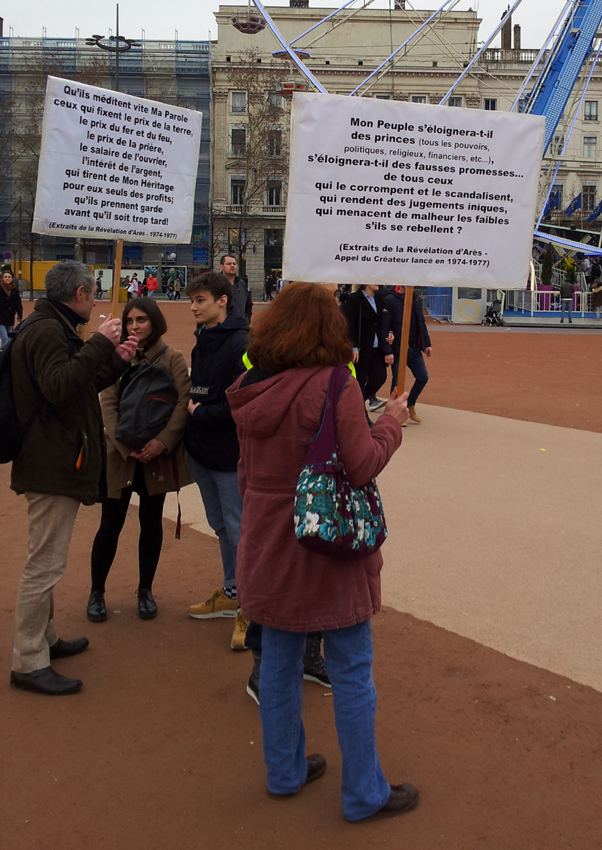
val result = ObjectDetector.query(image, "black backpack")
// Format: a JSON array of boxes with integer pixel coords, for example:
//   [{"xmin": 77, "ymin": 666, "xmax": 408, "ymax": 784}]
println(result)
[
  {"xmin": 114, "ymin": 346, "xmax": 178, "ymax": 449},
  {"xmin": 0, "ymin": 315, "xmax": 56, "ymax": 464}
]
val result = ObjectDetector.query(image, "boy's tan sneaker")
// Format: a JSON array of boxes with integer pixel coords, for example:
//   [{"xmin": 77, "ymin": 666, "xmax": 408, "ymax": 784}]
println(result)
[
  {"xmin": 231, "ymin": 610, "xmax": 250, "ymax": 651},
  {"xmin": 188, "ymin": 588, "xmax": 238, "ymax": 619}
]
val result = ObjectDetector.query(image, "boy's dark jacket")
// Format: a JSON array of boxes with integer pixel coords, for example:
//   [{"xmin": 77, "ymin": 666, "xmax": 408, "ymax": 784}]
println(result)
[{"xmin": 184, "ymin": 307, "xmax": 248, "ymax": 472}]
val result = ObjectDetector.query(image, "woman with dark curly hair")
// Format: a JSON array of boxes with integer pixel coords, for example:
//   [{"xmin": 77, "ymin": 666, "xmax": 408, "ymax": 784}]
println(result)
[
  {"xmin": 226, "ymin": 282, "xmax": 418, "ymax": 822},
  {"xmin": 0, "ymin": 268, "xmax": 23, "ymax": 349},
  {"xmin": 87, "ymin": 298, "xmax": 193, "ymax": 621}
]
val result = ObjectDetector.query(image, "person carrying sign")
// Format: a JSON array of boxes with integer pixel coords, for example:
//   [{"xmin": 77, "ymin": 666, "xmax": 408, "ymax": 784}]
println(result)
[{"xmin": 381, "ymin": 286, "xmax": 433, "ymax": 423}]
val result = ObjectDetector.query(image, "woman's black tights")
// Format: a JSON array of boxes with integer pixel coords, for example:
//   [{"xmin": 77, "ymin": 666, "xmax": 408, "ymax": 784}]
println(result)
[{"xmin": 90, "ymin": 483, "xmax": 166, "ymax": 593}]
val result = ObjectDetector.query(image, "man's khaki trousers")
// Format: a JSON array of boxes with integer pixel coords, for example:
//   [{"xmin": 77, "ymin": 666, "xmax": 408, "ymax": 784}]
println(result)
[{"xmin": 12, "ymin": 492, "xmax": 80, "ymax": 673}]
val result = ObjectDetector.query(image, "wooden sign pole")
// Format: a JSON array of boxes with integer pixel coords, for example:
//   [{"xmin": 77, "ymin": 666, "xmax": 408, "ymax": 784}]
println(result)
[
  {"xmin": 111, "ymin": 239, "xmax": 124, "ymax": 319},
  {"xmin": 396, "ymin": 285, "xmax": 414, "ymax": 395}
]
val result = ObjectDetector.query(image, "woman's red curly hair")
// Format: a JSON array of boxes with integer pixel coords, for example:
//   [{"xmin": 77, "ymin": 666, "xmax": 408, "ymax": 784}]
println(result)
[{"xmin": 247, "ymin": 282, "xmax": 353, "ymax": 374}]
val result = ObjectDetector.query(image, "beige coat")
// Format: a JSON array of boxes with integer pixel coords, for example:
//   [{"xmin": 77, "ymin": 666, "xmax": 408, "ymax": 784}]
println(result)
[{"xmin": 101, "ymin": 338, "xmax": 194, "ymax": 498}]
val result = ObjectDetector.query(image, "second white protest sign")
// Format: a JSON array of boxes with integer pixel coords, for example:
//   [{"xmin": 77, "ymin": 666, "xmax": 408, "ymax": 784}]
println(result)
[{"xmin": 283, "ymin": 92, "xmax": 545, "ymax": 289}]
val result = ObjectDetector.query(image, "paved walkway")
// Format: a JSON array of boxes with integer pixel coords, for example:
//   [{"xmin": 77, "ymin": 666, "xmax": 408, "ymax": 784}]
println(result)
[{"xmin": 162, "ymin": 402, "xmax": 602, "ymax": 692}]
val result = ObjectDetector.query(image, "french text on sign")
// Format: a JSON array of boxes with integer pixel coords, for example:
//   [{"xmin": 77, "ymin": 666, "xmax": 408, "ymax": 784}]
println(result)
[
  {"xmin": 33, "ymin": 77, "xmax": 202, "ymax": 244},
  {"xmin": 283, "ymin": 92, "xmax": 544, "ymax": 289}
]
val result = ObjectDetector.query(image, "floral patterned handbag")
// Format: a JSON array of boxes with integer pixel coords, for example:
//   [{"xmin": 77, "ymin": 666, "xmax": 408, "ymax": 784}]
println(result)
[{"xmin": 293, "ymin": 364, "xmax": 387, "ymax": 559}]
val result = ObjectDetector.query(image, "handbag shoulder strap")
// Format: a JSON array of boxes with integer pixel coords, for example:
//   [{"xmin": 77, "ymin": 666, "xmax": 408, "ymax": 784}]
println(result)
[
  {"xmin": 304, "ymin": 365, "xmax": 350, "ymax": 466},
  {"xmin": 147, "ymin": 345, "xmax": 169, "ymax": 364},
  {"xmin": 312, "ymin": 365, "xmax": 350, "ymax": 441}
]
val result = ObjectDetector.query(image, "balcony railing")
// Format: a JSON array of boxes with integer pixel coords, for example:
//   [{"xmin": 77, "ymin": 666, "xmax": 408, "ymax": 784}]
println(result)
[{"xmin": 482, "ymin": 48, "xmax": 545, "ymax": 64}]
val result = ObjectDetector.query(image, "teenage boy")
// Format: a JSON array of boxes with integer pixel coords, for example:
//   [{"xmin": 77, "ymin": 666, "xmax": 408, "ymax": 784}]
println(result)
[{"xmin": 184, "ymin": 272, "xmax": 250, "ymax": 649}]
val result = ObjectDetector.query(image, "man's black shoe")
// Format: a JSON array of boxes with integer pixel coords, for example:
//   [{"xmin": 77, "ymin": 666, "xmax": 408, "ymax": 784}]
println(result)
[
  {"xmin": 268, "ymin": 754, "xmax": 327, "ymax": 799},
  {"xmin": 359, "ymin": 783, "xmax": 419, "ymax": 821},
  {"xmin": 137, "ymin": 589, "xmax": 157, "ymax": 619},
  {"xmin": 87, "ymin": 591, "xmax": 107, "ymax": 622},
  {"xmin": 49, "ymin": 637, "xmax": 89, "ymax": 659},
  {"xmin": 10, "ymin": 666, "xmax": 82, "ymax": 695}
]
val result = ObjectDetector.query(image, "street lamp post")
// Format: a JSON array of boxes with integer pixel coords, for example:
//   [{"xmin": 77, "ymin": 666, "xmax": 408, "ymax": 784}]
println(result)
[
  {"xmin": 86, "ymin": 4, "xmax": 139, "ymax": 93},
  {"xmin": 86, "ymin": 4, "xmax": 140, "ymax": 317}
]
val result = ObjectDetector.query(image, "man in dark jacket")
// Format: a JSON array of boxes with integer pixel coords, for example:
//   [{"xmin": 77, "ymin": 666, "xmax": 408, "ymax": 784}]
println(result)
[
  {"xmin": 382, "ymin": 286, "xmax": 433, "ymax": 423},
  {"xmin": 184, "ymin": 272, "xmax": 250, "ymax": 649},
  {"xmin": 220, "ymin": 254, "xmax": 253, "ymax": 322},
  {"xmin": 0, "ymin": 269, "xmax": 23, "ymax": 349},
  {"xmin": 9, "ymin": 261, "xmax": 138, "ymax": 696}
]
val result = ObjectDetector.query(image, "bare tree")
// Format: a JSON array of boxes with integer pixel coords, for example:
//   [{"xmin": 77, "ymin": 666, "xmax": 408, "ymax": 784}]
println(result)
[
  {"xmin": 212, "ymin": 49, "xmax": 288, "ymax": 278},
  {"xmin": 6, "ymin": 51, "xmax": 107, "ymax": 266}
]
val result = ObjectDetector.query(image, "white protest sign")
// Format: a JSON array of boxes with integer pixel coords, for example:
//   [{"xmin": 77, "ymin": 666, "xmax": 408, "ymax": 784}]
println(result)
[
  {"xmin": 283, "ymin": 93, "xmax": 545, "ymax": 289},
  {"xmin": 33, "ymin": 77, "xmax": 202, "ymax": 244}
]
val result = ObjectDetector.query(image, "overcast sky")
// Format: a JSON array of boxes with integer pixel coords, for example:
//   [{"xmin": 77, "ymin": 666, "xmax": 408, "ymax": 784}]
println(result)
[{"xmin": 4, "ymin": 1, "xmax": 568, "ymax": 49}]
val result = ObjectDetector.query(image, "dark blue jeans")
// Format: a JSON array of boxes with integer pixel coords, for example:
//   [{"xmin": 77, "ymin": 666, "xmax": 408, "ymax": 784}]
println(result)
[
  {"xmin": 391, "ymin": 345, "xmax": 429, "ymax": 407},
  {"xmin": 259, "ymin": 621, "xmax": 390, "ymax": 821}
]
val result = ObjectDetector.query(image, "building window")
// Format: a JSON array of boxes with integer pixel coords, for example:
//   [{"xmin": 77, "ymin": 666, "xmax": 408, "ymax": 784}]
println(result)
[
  {"xmin": 231, "ymin": 91, "xmax": 247, "ymax": 113},
  {"xmin": 582, "ymin": 183, "xmax": 596, "ymax": 212},
  {"xmin": 267, "ymin": 92, "xmax": 283, "ymax": 110},
  {"xmin": 264, "ymin": 229, "xmax": 283, "ymax": 246},
  {"xmin": 228, "ymin": 228, "xmax": 243, "ymax": 255},
  {"xmin": 551, "ymin": 183, "xmax": 563, "ymax": 210},
  {"xmin": 584, "ymin": 100, "xmax": 598, "ymax": 121},
  {"xmin": 267, "ymin": 180, "xmax": 282, "ymax": 206},
  {"xmin": 448, "ymin": 96, "xmax": 462, "ymax": 108},
  {"xmin": 484, "ymin": 98, "xmax": 497, "ymax": 111},
  {"xmin": 231, "ymin": 127, "xmax": 246, "ymax": 156},
  {"xmin": 411, "ymin": 95, "xmax": 426, "ymax": 104},
  {"xmin": 583, "ymin": 135, "xmax": 597, "ymax": 158},
  {"xmin": 551, "ymin": 134, "xmax": 564, "ymax": 156},
  {"xmin": 268, "ymin": 129, "xmax": 282, "ymax": 157},
  {"xmin": 458, "ymin": 287, "xmax": 482, "ymax": 300},
  {"xmin": 230, "ymin": 178, "xmax": 245, "ymax": 206},
  {"xmin": 375, "ymin": 94, "xmax": 390, "ymax": 100}
]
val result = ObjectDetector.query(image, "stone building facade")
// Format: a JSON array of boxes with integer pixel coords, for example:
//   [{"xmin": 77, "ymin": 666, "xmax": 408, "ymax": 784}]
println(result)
[
  {"xmin": 212, "ymin": 3, "xmax": 602, "ymax": 290},
  {"xmin": 0, "ymin": 35, "xmax": 210, "ymax": 269}
]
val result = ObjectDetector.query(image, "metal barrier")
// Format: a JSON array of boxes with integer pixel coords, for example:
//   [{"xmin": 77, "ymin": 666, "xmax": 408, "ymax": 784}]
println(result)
[
  {"xmin": 423, "ymin": 288, "xmax": 452, "ymax": 322},
  {"xmin": 503, "ymin": 289, "xmax": 594, "ymax": 316}
]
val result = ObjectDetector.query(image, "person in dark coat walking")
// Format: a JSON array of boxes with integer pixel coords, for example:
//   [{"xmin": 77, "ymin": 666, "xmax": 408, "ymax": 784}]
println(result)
[
  {"xmin": 0, "ymin": 269, "xmax": 23, "ymax": 349},
  {"xmin": 340, "ymin": 284, "xmax": 389, "ymax": 409},
  {"xmin": 9, "ymin": 261, "xmax": 138, "ymax": 696},
  {"xmin": 226, "ymin": 282, "xmax": 418, "ymax": 822},
  {"xmin": 184, "ymin": 272, "xmax": 250, "ymax": 650},
  {"xmin": 382, "ymin": 286, "xmax": 433, "ymax": 423}
]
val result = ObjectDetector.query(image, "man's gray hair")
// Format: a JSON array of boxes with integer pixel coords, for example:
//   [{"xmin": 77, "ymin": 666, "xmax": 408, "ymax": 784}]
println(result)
[{"xmin": 45, "ymin": 261, "xmax": 94, "ymax": 302}]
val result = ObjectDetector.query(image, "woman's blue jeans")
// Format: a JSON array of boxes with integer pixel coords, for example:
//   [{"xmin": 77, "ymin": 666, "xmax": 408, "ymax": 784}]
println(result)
[
  {"xmin": 390, "ymin": 345, "xmax": 429, "ymax": 407},
  {"xmin": 260, "ymin": 620, "xmax": 390, "ymax": 821}
]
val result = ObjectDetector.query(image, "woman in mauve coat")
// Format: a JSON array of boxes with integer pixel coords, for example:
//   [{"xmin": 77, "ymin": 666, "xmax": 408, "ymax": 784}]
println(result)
[{"xmin": 226, "ymin": 282, "xmax": 419, "ymax": 823}]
